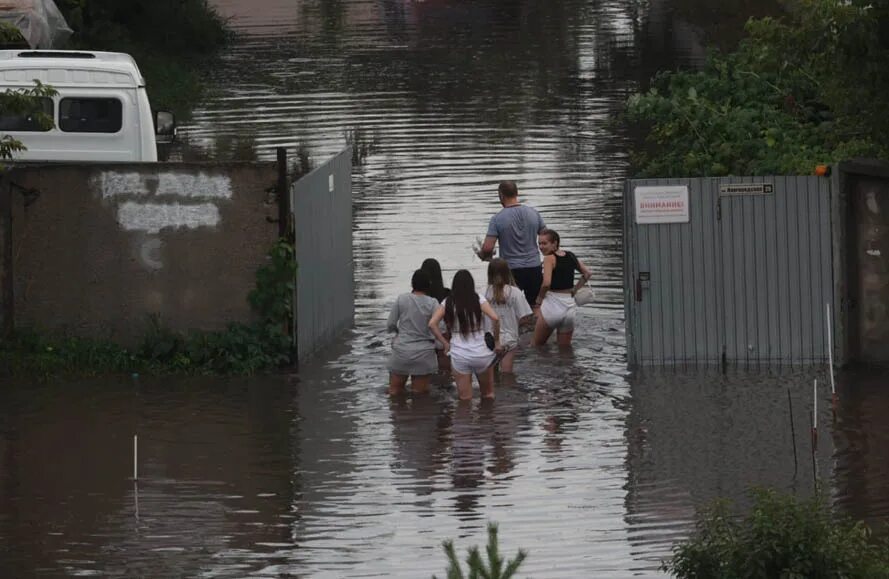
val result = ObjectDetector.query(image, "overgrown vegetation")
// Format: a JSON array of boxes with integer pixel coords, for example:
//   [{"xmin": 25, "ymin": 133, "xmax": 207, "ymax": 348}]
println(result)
[
  {"xmin": 434, "ymin": 523, "xmax": 527, "ymax": 579},
  {"xmin": 0, "ymin": 24, "xmax": 57, "ymax": 162},
  {"xmin": 0, "ymin": 239, "xmax": 296, "ymax": 377},
  {"xmin": 664, "ymin": 489, "xmax": 889, "ymax": 578},
  {"xmin": 627, "ymin": 0, "xmax": 889, "ymax": 177},
  {"xmin": 55, "ymin": 0, "xmax": 232, "ymax": 119}
]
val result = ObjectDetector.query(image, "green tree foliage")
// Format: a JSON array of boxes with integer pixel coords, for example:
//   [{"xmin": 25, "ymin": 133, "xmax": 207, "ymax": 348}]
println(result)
[
  {"xmin": 627, "ymin": 0, "xmax": 889, "ymax": 177},
  {"xmin": 53, "ymin": 0, "xmax": 230, "ymax": 116},
  {"xmin": 0, "ymin": 24, "xmax": 57, "ymax": 161},
  {"xmin": 57, "ymin": 0, "xmax": 228, "ymax": 58},
  {"xmin": 434, "ymin": 523, "xmax": 528, "ymax": 579},
  {"xmin": 664, "ymin": 489, "xmax": 889, "ymax": 578},
  {"xmin": 0, "ymin": 80, "xmax": 56, "ymax": 160}
]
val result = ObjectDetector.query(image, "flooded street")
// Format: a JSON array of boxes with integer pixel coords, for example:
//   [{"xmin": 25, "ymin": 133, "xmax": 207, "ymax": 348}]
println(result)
[{"xmin": 2, "ymin": 0, "xmax": 888, "ymax": 577}]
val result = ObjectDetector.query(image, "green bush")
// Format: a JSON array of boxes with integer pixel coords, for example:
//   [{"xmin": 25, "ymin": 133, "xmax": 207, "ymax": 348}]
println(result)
[
  {"xmin": 626, "ymin": 0, "xmax": 889, "ymax": 177},
  {"xmin": 664, "ymin": 489, "xmax": 889, "ymax": 578},
  {"xmin": 0, "ymin": 329, "xmax": 135, "ymax": 378}
]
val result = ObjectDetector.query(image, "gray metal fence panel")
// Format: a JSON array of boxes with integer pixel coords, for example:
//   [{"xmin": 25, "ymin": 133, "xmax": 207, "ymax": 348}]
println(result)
[
  {"xmin": 625, "ymin": 175, "xmax": 833, "ymax": 366},
  {"xmin": 291, "ymin": 147, "xmax": 354, "ymax": 362}
]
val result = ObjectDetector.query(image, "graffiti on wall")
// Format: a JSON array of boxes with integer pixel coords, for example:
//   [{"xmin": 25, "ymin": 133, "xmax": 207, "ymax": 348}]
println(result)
[{"xmin": 93, "ymin": 171, "xmax": 234, "ymax": 270}]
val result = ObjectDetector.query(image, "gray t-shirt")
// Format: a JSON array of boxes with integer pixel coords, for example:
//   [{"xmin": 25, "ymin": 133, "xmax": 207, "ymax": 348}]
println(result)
[
  {"xmin": 486, "ymin": 204, "xmax": 546, "ymax": 269},
  {"xmin": 387, "ymin": 292, "xmax": 439, "ymax": 350}
]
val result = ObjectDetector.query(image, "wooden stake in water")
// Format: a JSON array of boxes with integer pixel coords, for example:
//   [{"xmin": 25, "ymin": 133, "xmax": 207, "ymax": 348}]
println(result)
[
  {"xmin": 787, "ymin": 388, "xmax": 798, "ymax": 476},
  {"xmin": 133, "ymin": 434, "xmax": 138, "ymax": 482},
  {"xmin": 812, "ymin": 379, "xmax": 818, "ymax": 449},
  {"xmin": 826, "ymin": 303, "xmax": 838, "ymax": 417}
]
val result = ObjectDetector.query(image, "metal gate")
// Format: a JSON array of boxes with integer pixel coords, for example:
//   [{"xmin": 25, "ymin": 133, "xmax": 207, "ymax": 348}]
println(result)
[
  {"xmin": 291, "ymin": 147, "xmax": 354, "ymax": 362},
  {"xmin": 624, "ymin": 176, "xmax": 834, "ymax": 367}
]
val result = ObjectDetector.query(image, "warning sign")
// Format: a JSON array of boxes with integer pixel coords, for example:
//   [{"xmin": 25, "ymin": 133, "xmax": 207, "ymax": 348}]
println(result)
[
  {"xmin": 634, "ymin": 185, "xmax": 690, "ymax": 224},
  {"xmin": 719, "ymin": 183, "xmax": 774, "ymax": 196}
]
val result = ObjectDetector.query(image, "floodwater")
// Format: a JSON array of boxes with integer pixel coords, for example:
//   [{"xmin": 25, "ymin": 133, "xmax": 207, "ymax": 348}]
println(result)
[{"xmin": 2, "ymin": 0, "xmax": 888, "ymax": 577}]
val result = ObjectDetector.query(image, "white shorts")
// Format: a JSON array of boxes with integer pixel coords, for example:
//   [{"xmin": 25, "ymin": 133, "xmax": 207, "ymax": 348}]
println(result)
[
  {"xmin": 450, "ymin": 351, "xmax": 496, "ymax": 375},
  {"xmin": 540, "ymin": 292, "xmax": 576, "ymax": 332}
]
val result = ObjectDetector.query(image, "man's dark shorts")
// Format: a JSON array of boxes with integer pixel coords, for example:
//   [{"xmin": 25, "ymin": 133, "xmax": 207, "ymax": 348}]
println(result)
[{"xmin": 511, "ymin": 266, "xmax": 543, "ymax": 307}]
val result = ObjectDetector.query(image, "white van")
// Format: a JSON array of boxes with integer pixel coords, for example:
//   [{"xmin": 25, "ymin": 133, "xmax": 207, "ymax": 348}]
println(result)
[{"xmin": 0, "ymin": 50, "xmax": 175, "ymax": 162}]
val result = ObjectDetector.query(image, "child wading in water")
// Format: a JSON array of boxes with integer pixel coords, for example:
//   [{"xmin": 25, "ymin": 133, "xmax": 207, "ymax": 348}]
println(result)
[
  {"xmin": 428, "ymin": 270, "xmax": 501, "ymax": 400},
  {"xmin": 484, "ymin": 259, "xmax": 532, "ymax": 373}
]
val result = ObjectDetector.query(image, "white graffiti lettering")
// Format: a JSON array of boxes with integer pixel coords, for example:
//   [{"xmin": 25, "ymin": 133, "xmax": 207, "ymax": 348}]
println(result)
[{"xmin": 117, "ymin": 202, "xmax": 221, "ymax": 234}]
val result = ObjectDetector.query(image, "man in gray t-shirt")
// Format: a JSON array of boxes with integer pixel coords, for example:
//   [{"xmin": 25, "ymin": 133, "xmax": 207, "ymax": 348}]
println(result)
[{"xmin": 477, "ymin": 180, "xmax": 546, "ymax": 307}]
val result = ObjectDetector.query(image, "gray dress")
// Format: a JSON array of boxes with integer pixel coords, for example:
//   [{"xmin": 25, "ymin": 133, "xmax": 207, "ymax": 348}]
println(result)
[{"xmin": 387, "ymin": 292, "xmax": 439, "ymax": 376}]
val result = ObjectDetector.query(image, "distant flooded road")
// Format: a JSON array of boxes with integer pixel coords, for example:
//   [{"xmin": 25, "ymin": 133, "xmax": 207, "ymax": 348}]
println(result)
[{"xmin": 2, "ymin": 1, "xmax": 888, "ymax": 577}]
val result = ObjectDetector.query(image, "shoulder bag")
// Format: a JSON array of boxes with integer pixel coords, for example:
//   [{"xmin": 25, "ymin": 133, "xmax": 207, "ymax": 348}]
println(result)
[{"xmin": 567, "ymin": 251, "xmax": 595, "ymax": 306}]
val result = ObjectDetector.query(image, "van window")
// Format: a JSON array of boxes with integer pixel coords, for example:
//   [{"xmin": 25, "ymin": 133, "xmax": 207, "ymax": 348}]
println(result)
[
  {"xmin": 0, "ymin": 97, "xmax": 53, "ymax": 132},
  {"xmin": 59, "ymin": 98, "xmax": 122, "ymax": 133}
]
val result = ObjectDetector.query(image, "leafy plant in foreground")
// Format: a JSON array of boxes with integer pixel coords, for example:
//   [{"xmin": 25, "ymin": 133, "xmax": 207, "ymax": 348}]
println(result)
[
  {"xmin": 434, "ymin": 522, "xmax": 527, "ymax": 579},
  {"xmin": 664, "ymin": 488, "xmax": 889, "ymax": 578}
]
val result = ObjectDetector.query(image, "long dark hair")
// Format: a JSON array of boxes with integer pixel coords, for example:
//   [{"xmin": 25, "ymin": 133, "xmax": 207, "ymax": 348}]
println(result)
[
  {"xmin": 445, "ymin": 270, "xmax": 482, "ymax": 338},
  {"xmin": 421, "ymin": 258, "xmax": 449, "ymax": 302}
]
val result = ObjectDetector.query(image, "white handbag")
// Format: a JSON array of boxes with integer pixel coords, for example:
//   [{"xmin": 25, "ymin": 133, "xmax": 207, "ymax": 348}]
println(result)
[
  {"xmin": 573, "ymin": 284, "xmax": 595, "ymax": 306},
  {"xmin": 567, "ymin": 251, "xmax": 595, "ymax": 306}
]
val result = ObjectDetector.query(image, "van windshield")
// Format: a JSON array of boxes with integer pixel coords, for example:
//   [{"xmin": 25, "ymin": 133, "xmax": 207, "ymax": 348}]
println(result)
[{"xmin": 0, "ymin": 97, "xmax": 53, "ymax": 132}]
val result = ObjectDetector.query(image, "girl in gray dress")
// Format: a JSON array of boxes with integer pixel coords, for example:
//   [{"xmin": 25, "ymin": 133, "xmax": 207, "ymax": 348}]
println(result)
[{"xmin": 388, "ymin": 269, "xmax": 440, "ymax": 396}]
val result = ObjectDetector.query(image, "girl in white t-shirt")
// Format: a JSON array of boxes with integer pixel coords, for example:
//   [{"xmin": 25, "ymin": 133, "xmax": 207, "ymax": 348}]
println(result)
[
  {"xmin": 428, "ymin": 270, "xmax": 501, "ymax": 400},
  {"xmin": 484, "ymin": 259, "xmax": 532, "ymax": 373}
]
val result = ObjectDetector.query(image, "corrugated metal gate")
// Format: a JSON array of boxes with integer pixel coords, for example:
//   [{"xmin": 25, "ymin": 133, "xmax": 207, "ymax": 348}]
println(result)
[
  {"xmin": 291, "ymin": 147, "xmax": 354, "ymax": 362},
  {"xmin": 624, "ymin": 176, "xmax": 835, "ymax": 367}
]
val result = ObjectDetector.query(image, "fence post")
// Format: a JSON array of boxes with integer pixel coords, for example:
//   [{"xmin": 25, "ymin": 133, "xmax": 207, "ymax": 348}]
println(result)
[
  {"xmin": 277, "ymin": 147, "xmax": 289, "ymax": 239},
  {"xmin": 0, "ymin": 176, "xmax": 12, "ymax": 339}
]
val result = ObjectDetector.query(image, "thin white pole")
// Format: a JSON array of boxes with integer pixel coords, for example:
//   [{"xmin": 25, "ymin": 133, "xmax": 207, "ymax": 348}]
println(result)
[
  {"xmin": 826, "ymin": 303, "xmax": 836, "ymax": 395},
  {"xmin": 813, "ymin": 379, "xmax": 818, "ymax": 430},
  {"xmin": 133, "ymin": 434, "xmax": 138, "ymax": 482}
]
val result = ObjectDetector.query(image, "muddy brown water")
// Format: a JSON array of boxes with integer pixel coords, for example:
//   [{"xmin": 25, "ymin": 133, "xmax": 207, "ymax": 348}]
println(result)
[{"xmin": 2, "ymin": 1, "xmax": 888, "ymax": 577}]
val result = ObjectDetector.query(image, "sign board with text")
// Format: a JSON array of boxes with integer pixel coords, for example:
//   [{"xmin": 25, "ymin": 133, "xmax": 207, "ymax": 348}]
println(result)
[
  {"xmin": 719, "ymin": 183, "xmax": 774, "ymax": 196},
  {"xmin": 633, "ymin": 185, "xmax": 690, "ymax": 224}
]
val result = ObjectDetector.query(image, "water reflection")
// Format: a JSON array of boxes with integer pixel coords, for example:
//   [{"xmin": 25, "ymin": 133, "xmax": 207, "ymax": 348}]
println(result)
[
  {"xmin": 833, "ymin": 369, "xmax": 889, "ymax": 530},
  {"xmin": 0, "ymin": 377, "xmax": 298, "ymax": 577},
  {"xmin": 389, "ymin": 394, "xmax": 449, "ymax": 493},
  {"xmin": 623, "ymin": 367, "xmax": 836, "ymax": 570}
]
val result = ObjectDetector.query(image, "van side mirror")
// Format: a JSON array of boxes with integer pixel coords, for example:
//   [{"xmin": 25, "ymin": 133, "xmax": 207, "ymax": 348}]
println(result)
[{"xmin": 154, "ymin": 110, "xmax": 176, "ymax": 144}]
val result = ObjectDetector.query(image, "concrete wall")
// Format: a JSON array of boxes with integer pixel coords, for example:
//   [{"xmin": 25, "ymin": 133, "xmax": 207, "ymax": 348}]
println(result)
[
  {"xmin": 837, "ymin": 160, "xmax": 889, "ymax": 365},
  {"xmin": 6, "ymin": 162, "xmax": 279, "ymax": 344}
]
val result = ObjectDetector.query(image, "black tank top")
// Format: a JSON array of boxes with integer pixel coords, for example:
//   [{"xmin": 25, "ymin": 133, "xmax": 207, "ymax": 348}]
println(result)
[{"xmin": 551, "ymin": 251, "xmax": 578, "ymax": 290}]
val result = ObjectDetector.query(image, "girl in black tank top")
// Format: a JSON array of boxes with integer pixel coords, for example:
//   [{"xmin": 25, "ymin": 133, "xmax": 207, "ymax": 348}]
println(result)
[
  {"xmin": 532, "ymin": 228, "xmax": 592, "ymax": 346},
  {"xmin": 551, "ymin": 251, "xmax": 580, "ymax": 290}
]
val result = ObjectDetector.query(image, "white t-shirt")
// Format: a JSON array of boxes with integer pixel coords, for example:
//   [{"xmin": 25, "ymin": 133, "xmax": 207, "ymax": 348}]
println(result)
[
  {"xmin": 484, "ymin": 284, "xmax": 532, "ymax": 347},
  {"xmin": 443, "ymin": 295, "xmax": 490, "ymax": 359}
]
